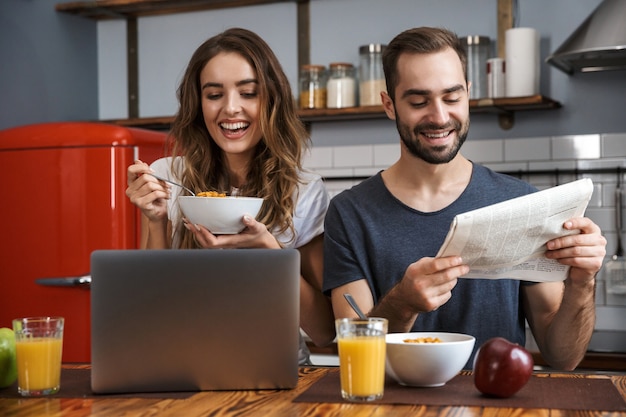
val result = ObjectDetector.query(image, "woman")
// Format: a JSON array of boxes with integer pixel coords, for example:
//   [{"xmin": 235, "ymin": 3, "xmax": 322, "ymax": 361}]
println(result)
[{"xmin": 126, "ymin": 28, "xmax": 335, "ymax": 362}]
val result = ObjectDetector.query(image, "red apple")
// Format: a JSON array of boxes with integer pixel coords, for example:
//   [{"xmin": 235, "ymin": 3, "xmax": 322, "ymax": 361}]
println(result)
[{"xmin": 473, "ymin": 337, "xmax": 534, "ymax": 398}]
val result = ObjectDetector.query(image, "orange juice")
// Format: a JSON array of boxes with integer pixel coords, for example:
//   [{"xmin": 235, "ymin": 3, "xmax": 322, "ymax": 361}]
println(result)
[
  {"xmin": 16, "ymin": 337, "xmax": 63, "ymax": 393},
  {"xmin": 338, "ymin": 336, "xmax": 386, "ymax": 398}
]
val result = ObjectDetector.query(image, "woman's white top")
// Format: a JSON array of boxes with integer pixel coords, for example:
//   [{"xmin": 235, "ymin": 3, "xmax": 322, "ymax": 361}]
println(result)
[{"xmin": 150, "ymin": 157, "xmax": 329, "ymax": 249}]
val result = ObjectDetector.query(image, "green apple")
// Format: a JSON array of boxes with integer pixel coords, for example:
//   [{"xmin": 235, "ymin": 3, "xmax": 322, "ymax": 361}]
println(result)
[{"xmin": 0, "ymin": 327, "xmax": 17, "ymax": 388}]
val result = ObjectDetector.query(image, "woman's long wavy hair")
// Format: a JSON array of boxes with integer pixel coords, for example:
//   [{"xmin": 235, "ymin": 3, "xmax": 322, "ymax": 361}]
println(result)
[{"xmin": 168, "ymin": 28, "xmax": 309, "ymax": 249}]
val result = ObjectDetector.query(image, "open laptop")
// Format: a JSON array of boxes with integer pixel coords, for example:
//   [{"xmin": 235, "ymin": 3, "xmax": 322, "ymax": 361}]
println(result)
[{"xmin": 90, "ymin": 249, "xmax": 301, "ymax": 394}]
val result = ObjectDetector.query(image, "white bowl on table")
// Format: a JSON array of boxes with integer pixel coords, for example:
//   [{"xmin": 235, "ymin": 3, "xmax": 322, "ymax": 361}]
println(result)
[
  {"xmin": 178, "ymin": 195, "xmax": 263, "ymax": 235},
  {"xmin": 385, "ymin": 332, "xmax": 475, "ymax": 387}
]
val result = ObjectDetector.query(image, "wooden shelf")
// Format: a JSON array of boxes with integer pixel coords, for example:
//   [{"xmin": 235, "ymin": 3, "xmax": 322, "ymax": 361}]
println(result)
[
  {"xmin": 470, "ymin": 95, "xmax": 561, "ymax": 114},
  {"xmin": 102, "ymin": 95, "xmax": 561, "ymax": 130},
  {"xmin": 55, "ymin": 0, "xmax": 293, "ymax": 19},
  {"xmin": 298, "ymin": 106, "xmax": 388, "ymax": 122},
  {"xmin": 301, "ymin": 95, "xmax": 562, "ymax": 122}
]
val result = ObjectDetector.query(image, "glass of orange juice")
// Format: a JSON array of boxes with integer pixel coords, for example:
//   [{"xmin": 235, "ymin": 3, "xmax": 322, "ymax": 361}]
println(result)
[
  {"xmin": 12, "ymin": 317, "xmax": 64, "ymax": 396},
  {"xmin": 335, "ymin": 317, "xmax": 387, "ymax": 402}
]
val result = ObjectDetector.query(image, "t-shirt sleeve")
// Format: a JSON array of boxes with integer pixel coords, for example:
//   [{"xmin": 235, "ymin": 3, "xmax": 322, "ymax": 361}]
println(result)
[
  {"xmin": 149, "ymin": 157, "xmax": 170, "ymax": 177},
  {"xmin": 289, "ymin": 174, "xmax": 330, "ymax": 249},
  {"xmin": 322, "ymin": 190, "xmax": 369, "ymax": 296}
]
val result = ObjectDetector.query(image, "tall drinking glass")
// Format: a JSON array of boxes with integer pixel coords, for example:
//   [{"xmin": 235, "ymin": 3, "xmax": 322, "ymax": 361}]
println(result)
[
  {"xmin": 335, "ymin": 317, "xmax": 387, "ymax": 402},
  {"xmin": 12, "ymin": 317, "xmax": 64, "ymax": 396}
]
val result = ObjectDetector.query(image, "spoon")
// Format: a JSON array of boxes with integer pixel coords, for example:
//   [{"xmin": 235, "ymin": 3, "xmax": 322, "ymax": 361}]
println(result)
[
  {"xmin": 149, "ymin": 173, "xmax": 195, "ymax": 196},
  {"xmin": 343, "ymin": 293, "xmax": 367, "ymax": 319}
]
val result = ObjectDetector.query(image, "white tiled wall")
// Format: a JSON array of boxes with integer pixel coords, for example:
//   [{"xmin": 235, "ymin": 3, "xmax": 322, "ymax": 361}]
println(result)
[{"xmin": 304, "ymin": 132, "xmax": 626, "ymax": 328}]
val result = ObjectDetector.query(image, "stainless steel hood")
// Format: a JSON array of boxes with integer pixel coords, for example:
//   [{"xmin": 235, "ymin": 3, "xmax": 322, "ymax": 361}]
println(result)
[{"xmin": 546, "ymin": 0, "xmax": 626, "ymax": 74}]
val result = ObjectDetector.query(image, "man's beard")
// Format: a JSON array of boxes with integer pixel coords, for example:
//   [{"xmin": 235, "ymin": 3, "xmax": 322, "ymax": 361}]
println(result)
[{"xmin": 396, "ymin": 116, "xmax": 469, "ymax": 164}]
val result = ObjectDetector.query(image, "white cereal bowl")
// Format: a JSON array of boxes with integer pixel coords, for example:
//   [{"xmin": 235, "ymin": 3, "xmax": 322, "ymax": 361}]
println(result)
[
  {"xmin": 385, "ymin": 332, "xmax": 475, "ymax": 387},
  {"xmin": 178, "ymin": 195, "xmax": 263, "ymax": 235}
]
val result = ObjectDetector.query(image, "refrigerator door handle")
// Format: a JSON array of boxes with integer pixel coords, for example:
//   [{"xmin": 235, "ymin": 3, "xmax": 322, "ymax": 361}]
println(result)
[{"xmin": 35, "ymin": 275, "xmax": 91, "ymax": 289}]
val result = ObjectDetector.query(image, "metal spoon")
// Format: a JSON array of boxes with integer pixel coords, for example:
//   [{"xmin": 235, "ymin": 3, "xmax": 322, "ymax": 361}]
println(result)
[
  {"xmin": 343, "ymin": 293, "xmax": 367, "ymax": 319},
  {"xmin": 149, "ymin": 173, "xmax": 195, "ymax": 196}
]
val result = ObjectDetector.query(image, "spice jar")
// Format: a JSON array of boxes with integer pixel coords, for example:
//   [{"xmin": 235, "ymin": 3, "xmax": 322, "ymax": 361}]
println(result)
[
  {"xmin": 299, "ymin": 64, "xmax": 327, "ymax": 109},
  {"xmin": 359, "ymin": 44, "xmax": 386, "ymax": 106},
  {"xmin": 326, "ymin": 62, "xmax": 357, "ymax": 109}
]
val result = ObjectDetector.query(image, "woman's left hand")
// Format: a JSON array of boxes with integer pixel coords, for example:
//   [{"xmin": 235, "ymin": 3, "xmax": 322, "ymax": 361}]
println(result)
[{"xmin": 183, "ymin": 215, "xmax": 281, "ymax": 249}]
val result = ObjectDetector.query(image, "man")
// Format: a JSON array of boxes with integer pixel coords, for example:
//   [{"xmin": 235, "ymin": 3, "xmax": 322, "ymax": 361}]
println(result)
[{"xmin": 323, "ymin": 27, "xmax": 606, "ymax": 370}]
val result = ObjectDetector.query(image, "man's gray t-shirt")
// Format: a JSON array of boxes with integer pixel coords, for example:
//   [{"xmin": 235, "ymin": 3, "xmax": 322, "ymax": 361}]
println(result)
[{"xmin": 323, "ymin": 163, "xmax": 537, "ymax": 367}]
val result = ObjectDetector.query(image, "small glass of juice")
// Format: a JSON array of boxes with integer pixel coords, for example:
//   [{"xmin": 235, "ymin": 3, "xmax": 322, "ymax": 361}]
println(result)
[
  {"xmin": 12, "ymin": 317, "xmax": 64, "ymax": 396},
  {"xmin": 335, "ymin": 317, "xmax": 388, "ymax": 402}
]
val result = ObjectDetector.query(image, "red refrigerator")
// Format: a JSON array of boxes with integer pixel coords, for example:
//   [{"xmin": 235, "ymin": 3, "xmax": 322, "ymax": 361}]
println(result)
[{"xmin": 0, "ymin": 122, "xmax": 167, "ymax": 362}]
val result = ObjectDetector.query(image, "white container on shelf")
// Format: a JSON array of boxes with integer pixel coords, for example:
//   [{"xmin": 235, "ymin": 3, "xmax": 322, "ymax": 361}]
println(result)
[
  {"xmin": 326, "ymin": 62, "xmax": 357, "ymax": 109},
  {"xmin": 505, "ymin": 27, "xmax": 540, "ymax": 97},
  {"xmin": 487, "ymin": 57, "xmax": 506, "ymax": 98}
]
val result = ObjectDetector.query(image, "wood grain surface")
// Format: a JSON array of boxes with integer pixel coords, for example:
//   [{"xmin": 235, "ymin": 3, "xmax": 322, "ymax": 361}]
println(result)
[{"xmin": 0, "ymin": 365, "xmax": 624, "ymax": 417}]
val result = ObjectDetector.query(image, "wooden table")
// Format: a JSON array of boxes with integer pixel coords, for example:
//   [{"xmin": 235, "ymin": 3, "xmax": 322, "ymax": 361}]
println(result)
[{"xmin": 1, "ymin": 365, "xmax": 625, "ymax": 416}]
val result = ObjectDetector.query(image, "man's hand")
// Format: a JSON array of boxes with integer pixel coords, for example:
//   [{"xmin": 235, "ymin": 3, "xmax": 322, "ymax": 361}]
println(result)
[{"xmin": 545, "ymin": 217, "xmax": 606, "ymax": 284}]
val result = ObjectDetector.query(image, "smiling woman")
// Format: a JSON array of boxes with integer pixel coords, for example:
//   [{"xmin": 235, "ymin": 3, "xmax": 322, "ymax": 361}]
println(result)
[
  {"xmin": 125, "ymin": 27, "xmax": 336, "ymax": 364},
  {"xmin": 126, "ymin": 27, "xmax": 320, "ymax": 251}
]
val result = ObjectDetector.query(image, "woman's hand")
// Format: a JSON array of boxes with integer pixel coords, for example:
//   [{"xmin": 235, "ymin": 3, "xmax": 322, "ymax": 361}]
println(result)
[
  {"xmin": 184, "ymin": 215, "xmax": 281, "ymax": 249},
  {"xmin": 126, "ymin": 160, "xmax": 170, "ymax": 222}
]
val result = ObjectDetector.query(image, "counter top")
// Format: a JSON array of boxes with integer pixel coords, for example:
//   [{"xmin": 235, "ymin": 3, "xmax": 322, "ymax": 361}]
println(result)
[{"xmin": 0, "ymin": 364, "xmax": 624, "ymax": 416}]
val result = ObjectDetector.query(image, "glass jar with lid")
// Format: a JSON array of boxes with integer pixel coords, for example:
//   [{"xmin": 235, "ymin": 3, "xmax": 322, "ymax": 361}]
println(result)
[
  {"xmin": 326, "ymin": 62, "xmax": 357, "ymax": 109},
  {"xmin": 299, "ymin": 64, "xmax": 327, "ymax": 109},
  {"xmin": 359, "ymin": 44, "xmax": 386, "ymax": 106},
  {"xmin": 460, "ymin": 36, "xmax": 491, "ymax": 99}
]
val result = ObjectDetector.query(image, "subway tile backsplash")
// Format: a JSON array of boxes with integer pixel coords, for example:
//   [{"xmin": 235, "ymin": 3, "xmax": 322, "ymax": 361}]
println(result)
[
  {"xmin": 602, "ymin": 133, "xmax": 626, "ymax": 158},
  {"xmin": 504, "ymin": 137, "xmax": 551, "ymax": 162},
  {"xmin": 461, "ymin": 139, "xmax": 503, "ymax": 163},
  {"xmin": 551, "ymin": 134, "xmax": 601, "ymax": 160},
  {"xmin": 304, "ymin": 132, "xmax": 626, "ymax": 312},
  {"xmin": 372, "ymin": 144, "xmax": 399, "ymax": 167},
  {"xmin": 332, "ymin": 145, "xmax": 373, "ymax": 168}
]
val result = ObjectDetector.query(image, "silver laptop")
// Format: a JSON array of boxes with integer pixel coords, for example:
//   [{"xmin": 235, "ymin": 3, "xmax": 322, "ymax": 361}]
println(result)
[{"xmin": 90, "ymin": 249, "xmax": 300, "ymax": 394}]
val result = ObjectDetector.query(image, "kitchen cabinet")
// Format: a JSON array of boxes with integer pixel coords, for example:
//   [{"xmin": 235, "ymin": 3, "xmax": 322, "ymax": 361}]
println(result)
[{"xmin": 55, "ymin": 0, "xmax": 561, "ymax": 130}]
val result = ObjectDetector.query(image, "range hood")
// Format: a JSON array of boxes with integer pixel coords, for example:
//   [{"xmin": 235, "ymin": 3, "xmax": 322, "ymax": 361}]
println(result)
[{"xmin": 546, "ymin": 0, "xmax": 626, "ymax": 74}]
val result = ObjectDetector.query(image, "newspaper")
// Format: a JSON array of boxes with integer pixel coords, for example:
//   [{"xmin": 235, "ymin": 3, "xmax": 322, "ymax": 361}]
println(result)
[{"xmin": 436, "ymin": 178, "xmax": 593, "ymax": 282}]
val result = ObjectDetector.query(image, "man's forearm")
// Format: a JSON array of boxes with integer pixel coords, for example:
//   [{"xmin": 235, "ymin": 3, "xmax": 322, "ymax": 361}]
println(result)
[
  {"xmin": 541, "ymin": 279, "xmax": 596, "ymax": 370},
  {"xmin": 369, "ymin": 286, "xmax": 419, "ymax": 333}
]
